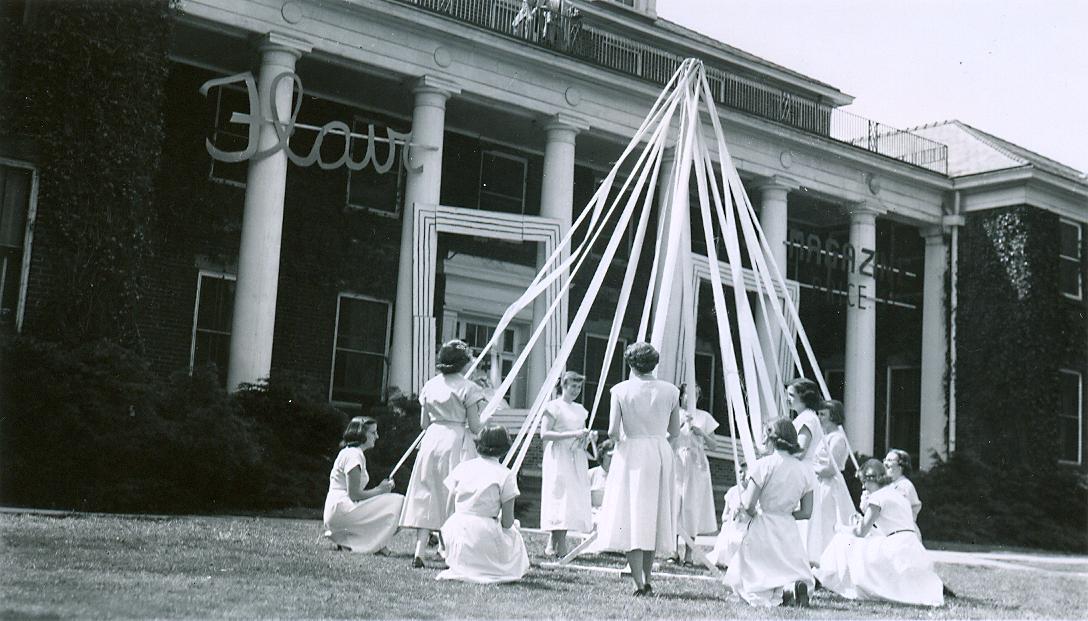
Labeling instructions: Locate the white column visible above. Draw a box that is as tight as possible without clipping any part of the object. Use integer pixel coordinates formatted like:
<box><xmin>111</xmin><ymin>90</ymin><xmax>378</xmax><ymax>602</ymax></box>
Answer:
<box><xmin>843</xmin><ymin>202</ymin><xmax>881</xmax><ymax>455</ymax></box>
<box><xmin>530</xmin><ymin>113</ymin><xmax>588</xmax><ymax>397</ymax></box>
<box><xmin>654</xmin><ymin>148</ymin><xmax>687</xmax><ymax>384</ymax></box>
<box><xmin>226</xmin><ymin>33</ymin><xmax>311</xmax><ymax>392</ymax></box>
<box><xmin>388</xmin><ymin>76</ymin><xmax>461</xmax><ymax>395</ymax></box>
<box><xmin>918</xmin><ymin>225</ymin><xmax>948</xmax><ymax>469</ymax></box>
<box><xmin>754</xmin><ymin>176</ymin><xmax>796</xmax><ymax>391</ymax></box>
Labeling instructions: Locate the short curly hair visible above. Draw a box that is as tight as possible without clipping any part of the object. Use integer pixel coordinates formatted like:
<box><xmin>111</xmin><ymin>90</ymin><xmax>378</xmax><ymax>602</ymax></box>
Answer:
<box><xmin>476</xmin><ymin>424</ymin><xmax>512</xmax><ymax>458</ymax></box>
<box><xmin>818</xmin><ymin>399</ymin><xmax>845</xmax><ymax>426</ymax></box>
<box><xmin>787</xmin><ymin>377</ymin><xmax>822</xmax><ymax>410</ymax></box>
<box><xmin>886</xmin><ymin>448</ymin><xmax>913</xmax><ymax>475</ymax></box>
<box><xmin>623</xmin><ymin>341</ymin><xmax>659</xmax><ymax>374</ymax></box>
<box><xmin>763</xmin><ymin>417</ymin><xmax>800</xmax><ymax>454</ymax></box>
<box><xmin>436</xmin><ymin>339</ymin><xmax>472</xmax><ymax>374</ymax></box>
<box><xmin>858</xmin><ymin>458</ymin><xmax>891</xmax><ymax>486</ymax></box>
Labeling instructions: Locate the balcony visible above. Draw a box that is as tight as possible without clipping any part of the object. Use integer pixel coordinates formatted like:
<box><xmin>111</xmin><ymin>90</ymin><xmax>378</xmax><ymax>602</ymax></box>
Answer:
<box><xmin>393</xmin><ymin>0</ymin><xmax>949</xmax><ymax>175</ymax></box>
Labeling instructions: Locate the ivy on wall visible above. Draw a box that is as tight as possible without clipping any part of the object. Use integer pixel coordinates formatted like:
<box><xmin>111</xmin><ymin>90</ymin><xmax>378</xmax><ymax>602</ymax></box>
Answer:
<box><xmin>1</xmin><ymin>0</ymin><xmax>174</xmax><ymax>348</ymax></box>
<box><xmin>955</xmin><ymin>205</ymin><xmax>1063</xmax><ymax>467</ymax></box>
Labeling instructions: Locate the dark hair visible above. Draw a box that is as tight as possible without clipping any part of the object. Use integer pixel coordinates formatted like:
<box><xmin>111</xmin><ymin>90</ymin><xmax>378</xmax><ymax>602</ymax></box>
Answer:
<box><xmin>764</xmin><ymin>417</ymin><xmax>801</xmax><ymax>454</ymax></box>
<box><xmin>341</xmin><ymin>416</ymin><xmax>376</xmax><ymax>449</ymax></box>
<box><xmin>679</xmin><ymin>383</ymin><xmax>702</xmax><ymax>401</ymax></box>
<box><xmin>624</xmin><ymin>342</ymin><xmax>659</xmax><ymax>374</ymax></box>
<box><xmin>818</xmin><ymin>399</ymin><xmax>845</xmax><ymax>426</ymax></box>
<box><xmin>858</xmin><ymin>458</ymin><xmax>891</xmax><ymax>486</ymax></box>
<box><xmin>787</xmin><ymin>377</ymin><xmax>822</xmax><ymax>410</ymax></box>
<box><xmin>886</xmin><ymin>448</ymin><xmax>913</xmax><ymax>475</ymax></box>
<box><xmin>436</xmin><ymin>339</ymin><xmax>472</xmax><ymax>374</ymax></box>
<box><xmin>476</xmin><ymin>424</ymin><xmax>513</xmax><ymax>458</ymax></box>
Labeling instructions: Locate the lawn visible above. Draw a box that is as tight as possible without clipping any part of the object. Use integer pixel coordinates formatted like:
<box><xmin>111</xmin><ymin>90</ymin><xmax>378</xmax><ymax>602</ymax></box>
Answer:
<box><xmin>2</xmin><ymin>512</ymin><xmax>1085</xmax><ymax>619</ymax></box>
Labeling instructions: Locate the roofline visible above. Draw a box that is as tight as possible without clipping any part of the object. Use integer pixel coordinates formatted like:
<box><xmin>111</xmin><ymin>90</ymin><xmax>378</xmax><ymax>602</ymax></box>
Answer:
<box><xmin>952</xmin><ymin>164</ymin><xmax>1088</xmax><ymax>199</ymax></box>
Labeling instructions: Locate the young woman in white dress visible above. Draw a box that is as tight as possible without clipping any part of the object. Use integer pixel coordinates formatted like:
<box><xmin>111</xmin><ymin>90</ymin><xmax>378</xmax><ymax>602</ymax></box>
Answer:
<box><xmin>884</xmin><ymin>449</ymin><xmax>922</xmax><ymax>520</ymax></box>
<box><xmin>437</xmin><ymin>424</ymin><xmax>530</xmax><ymax>584</ymax></box>
<box><xmin>595</xmin><ymin>342</ymin><xmax>681</xmax><ymax>596</ymax></box>
<box><xmin>539</xmin><ymin>371</ymin><xmax>593</xmax><ymax>557</ymax></box>
<box><xmin>786</xmin><ymin>377</ymin><xmax>824</xmax><ymax>550</ymax></box>
<box><xmin>806</xmin><ymin>399</ymin><xmax>858</xmax><ymax>564</ymax></box>
<box><xmin>724</xmin><ymin>418</ymin><xmax>815</xmax><ymax>608</ymax></box>
<box><xmin>323</xmin><ymin>416</ymin><xmax>405</xmax><ymax>553</ymax></box>
<box><xmin>815</xmin><ymin>459</ymin><xmax>944</xmax><ymax>607</ymax></box>
<box><xmin>400</xmin><ymin>340</ymin><xmax>485</xmax><ymax>568</ymax></box>
<box><xmin>672</xmin><ymin>383</ymin><xmax>719</xmax><ymax>565</ymax></box>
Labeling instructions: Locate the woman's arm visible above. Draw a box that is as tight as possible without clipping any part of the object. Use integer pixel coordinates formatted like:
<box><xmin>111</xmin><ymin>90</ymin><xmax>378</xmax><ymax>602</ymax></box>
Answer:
<box><xmin>346</xmin><ymin>466</ymin><xmax>393</xmax><ymax>502</ymax></box>
<box><xmin>499</xmin><ymin>497</ymin><xmax>516</xmax><ymax>529</ymax></box>
<box><xmin>607</xmin><ymin>392</ymin><xmax>623</xmax><ymax>442</ymax></box>
<box><xmin>693</xmin><ymin>426</ymin><xmax>718</xmax><ymax>451</ymax></box>
<box><xmin>740</xmin><ymin>478</ymin><xmax>763</xmax><ymax>517</ymax></box>
<box><xmin>465</xmin><ymin>395</ymin><xmax>484</xmax><ymax>435</ymax></box>
<box><xmin>853</xmin><ymin>503</ymin><xmax>881</xmax><ymax>537</ymax></box>
<box><xmin>666</xmin><ymin>401</ymin><xmax>681</xmax><ymax>440</ymax></box>
<box><xmin>419</xmin><ymin>404</ymin><xmax>430</xmax><ymax>430</ymax></box>
<box><xmin>793</xmin><ymin>490</ymin><xmax>813</xmax><ymax>520</ymax></box>
<box><xmin>796</xmin><ymin>425</ymin><xmax>812</xmax><ymax>459</ymax></box>
<box><xmin>539</xmin><ymin>410</ymin><xmax>586</xmax><ymax>442</ymax></box>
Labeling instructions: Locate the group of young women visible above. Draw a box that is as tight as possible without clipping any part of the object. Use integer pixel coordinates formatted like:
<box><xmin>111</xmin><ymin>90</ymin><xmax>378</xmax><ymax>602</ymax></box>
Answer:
<box><xmin>320</xmin><ymin>339</ymin><xmax>945</xmax><ymax>608</ymax></box>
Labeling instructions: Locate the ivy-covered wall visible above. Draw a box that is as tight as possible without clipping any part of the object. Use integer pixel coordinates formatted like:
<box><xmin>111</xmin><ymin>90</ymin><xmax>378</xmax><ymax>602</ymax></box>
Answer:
<box><xmin>955</xmin><ymin>205</ymin><xmax>1069</xmax><ymax>467</ymax></box>
<box><xmin>0</xmin><ymin>0</ymin><xmax>174</xmax><ymax>348</ymax></box>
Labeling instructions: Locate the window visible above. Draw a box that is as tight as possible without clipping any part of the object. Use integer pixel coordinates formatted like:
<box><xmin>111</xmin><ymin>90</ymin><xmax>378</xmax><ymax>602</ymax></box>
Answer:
<box><xmin>457</xmin><ymin>318</ymin><xmax>527</xmax><ymax>408</ymax></box>
<box><xmin>581</xmin><ymin>334</ymin><xmax>627</xmax><ymax>429</ymax></box>
<box><xmin>479</xmin><ymin>150</ymin><xmax>527</xmax><ymax>215</ymax></box>
<box><xmin>191</xmin><ymin>272</ymin><xmax>236</xmax><ymax>385</ymax></box>
<box><xmin>0</xmin><ymin>161</ymin><xmax>36</xmax><ymax>332</ymax></box>
<box><xmin>1060</xmin><ymin>219</ymin><xmax>1083</xmax><ymax>300</ymax></box>
<box><xmin>583</xmin><ymin>174</ymin><xmax>636</xmax><ymax>262</ymax></box>
<box><xmin>207</xmin><ymin>84</ymin><xmax>250</xmax><ymax>187</ymax></box>
<box><xmin>693</xmin><ymin>351</ymin><xmax>719</xmax><ymax>421</ymax></box>
<box><xmin>330</xmin><ymin>295</ymin><xmax>392</xmax><ymax>405</ymax></box>
<box><xmin>885</xmin><ymin>366</ymin><xmax>921</xmax><ymax>460</ymax></box>
<box><xmin>1059</xmin><ymin>370</ymin><xmax>1083</xmax><ymax>464</ymax></box>
<box><xmin>346</xmin><ymin>117</ymin><xmax>404</xmax><ymax>216</ymax></box>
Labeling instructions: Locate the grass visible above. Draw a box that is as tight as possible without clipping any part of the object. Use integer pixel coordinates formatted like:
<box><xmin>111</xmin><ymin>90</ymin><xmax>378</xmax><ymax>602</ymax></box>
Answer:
<box><xmin>2</xmin><ymin>512</ymin><xmax>1086</xmax><ymax>619</ymax></box>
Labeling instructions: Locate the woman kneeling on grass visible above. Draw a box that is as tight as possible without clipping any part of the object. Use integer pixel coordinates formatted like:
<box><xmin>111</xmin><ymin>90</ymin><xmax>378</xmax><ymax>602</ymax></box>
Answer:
<box><xmin>436</xmin><ymin>424</ymin><xmax>529</xmax><ymax>584</ymax></box>
<box><xmin>814</xmin><ymin>458</ymin><xmax>944</xmax><ymax>607</ymax></box>
<box><xmin>322</xmin><ymin>416</ymin><xmax>405</xmax><ymax>553</ymax></box>
<box><xmin>724</xmin><ymin>418</ymin><xmax>815</xmax><ymax>608</ymax></box>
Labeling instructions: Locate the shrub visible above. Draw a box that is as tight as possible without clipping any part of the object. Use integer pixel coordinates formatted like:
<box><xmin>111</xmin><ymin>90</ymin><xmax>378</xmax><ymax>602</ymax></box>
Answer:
<box><xmin>915</xmin><ymin>453</ymin><xmax>1088</xmax><ymax>553</ymax></box>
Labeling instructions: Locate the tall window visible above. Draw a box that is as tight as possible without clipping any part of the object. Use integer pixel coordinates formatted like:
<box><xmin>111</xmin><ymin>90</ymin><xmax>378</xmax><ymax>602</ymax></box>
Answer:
<box><xmin>0</xmin><ymin>161</ymin><xmax>35</xmax><ymax>332</ymax></box>
<box><xmin>346</xmin><ymin>116</ymin><xmax>404</xmax><ymax>217</ymax></box>
<box><xmin>330</xmin><ymin>295</ymin><xmax>391</xmax><ymax>406</ymax></box>
<box><xmin>1060</xmin><ymin>219</ymin><xmax>1083</xmax><ymax>300</ymax></box>
<box><xmin>1059</xmin><ymin>370</ymin><xmax>1083</xmax><ymax>464</ymax></box>
<box><xmin>581</xmin><ymin>334</ymin><xmax>627</xmax><ymax>429</ymax></box>
<box><xmin>885</xmin><ymin>366</ymin><xmax>921</xmax><ymax>460</ymax></box>
<box><xmin>191</xmin><ymin>272</ymin><xmax>236</xmax><ymax>385</ymax></box>
<box><xmin>693</xmin><ymin>351</ymin><xmax>719</xmax><ymax>420</ymax></box>
<box><xmin>207</xmin><ymin>84</ymin><xmax>249</xmax><ymax>187</ymax></box>
<box><xmin>478</xmin><ymin>150</ymin><xmax>527</xmax><ymax>215</ymax></box>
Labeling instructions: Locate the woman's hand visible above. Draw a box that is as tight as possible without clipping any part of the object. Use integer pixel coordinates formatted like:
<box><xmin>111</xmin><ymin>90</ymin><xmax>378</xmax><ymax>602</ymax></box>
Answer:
<box><xmin>377</xmin><ymin>479</ymin><xmax>394</xmax><ymax>494</ymax></box>
<box><xmin>852</xmin><ymin>523</ymin><xmax>865</xmax><ymax>537</ymax></box>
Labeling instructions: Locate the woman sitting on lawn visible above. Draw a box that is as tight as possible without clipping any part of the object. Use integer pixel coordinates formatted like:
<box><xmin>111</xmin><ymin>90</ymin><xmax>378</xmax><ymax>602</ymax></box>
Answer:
<box><xmin>437</xmin><ymin>424</ymin><xmax>530</xmax><ymax>584</ymax></box>
<box><xmin>814</xmin><ymin>459</ymin><xmax>944</xmax><ymax>607</ymax></box>
<box><xmin>322</xmin><ymin>416</ymin><xmax>404</xmax><ymax>553</ymax></box>
<box><xmin>724</xmin><ymin>418</ymin><xmax>815</xmax><ymax>608</ymax></box>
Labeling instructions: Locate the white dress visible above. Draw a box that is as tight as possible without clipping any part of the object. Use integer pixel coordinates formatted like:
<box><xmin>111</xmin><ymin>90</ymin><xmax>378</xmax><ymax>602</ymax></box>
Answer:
<box><xmin>806</xmin><ymin>428</ymin><xmax>857</xmax><ymax>563</ymax></box>
<box><xmin>539</xmin><ymin>398</ymin><xmax>592</xmax><ymax>533</ymax></box>
<box><xmin>400</xmin><ymin>374</ymin><xmax>485</xmax><ymax>531</ymax></box>
<box><xmin>792</xmin><ymin>409</ymin><xmax>824</xmax><ymax>550</ymax></box>
<box><xmin>594</xmin><ymin>377</ymin><xmax>678</xmax><ymax>553</ymax></box>
<box><xmin>707</xmin><ymin>484</ymin><xmax>748</xmax><ymax>567</ymax></box>
<box><xmin>724</xmin><ymin>452</ymin><xmax>815</xmax><ymax>607</ymax></box>
<box><xmin>815</xmin><ymin>486</ymin><xmax>943</xmax><ymax>607</ymax></box>
<box><xmin>323</xmin><ymin>447</ymin><xmax>404</xmax><ymax>552</ymax></box>
<box><xmin>675</xmin><ymin>408</ymin><xmax>720</xmax><ymax>537</ymax></box>
<box><xmin>588</xmin><ymin>465</ymin><xmax>608</xmax><ymax>524</ymax></box>
<box><xmin>437</xmin><ymin>457</ymin><xmax>530</xmax><ymax>584</ymax></box>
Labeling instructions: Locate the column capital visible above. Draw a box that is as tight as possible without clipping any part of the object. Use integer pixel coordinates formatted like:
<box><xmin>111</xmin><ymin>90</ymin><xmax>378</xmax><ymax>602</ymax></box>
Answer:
<box><xmin>543</xmin><ymin>112</ymin><xmax>590</xmax><ymax>136</ymax></box>
<box><xmin>920</xmin><ymin>224</ymin><xmax>948</xmax><ymax>243</ymax></box>
<box><xmin>413</xmin><ymin>74</ymin><xmax>462</xmax><ymax>99</ymax></box>
<box><xmin>253</xmin><ymin>31</ymin><xmax>312</xmax><ymax>58</ymax></box>
<box><xmin>754</xmin><ymin>175</ymin><xmax>799</xmax><ymax>193</ymax></box>
<box><xmin>847</xmin><ymin>200</ymin><xmax>885</xmax><ymax>221</ymax></box>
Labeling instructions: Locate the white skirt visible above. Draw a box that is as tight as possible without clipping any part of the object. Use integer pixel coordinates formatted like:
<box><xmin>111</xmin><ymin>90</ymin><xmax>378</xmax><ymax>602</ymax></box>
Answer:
<box><xmin>806</xmin><ymin>474</ymin><xmax>857</xmax><ymax>563</ymax></box>
<box><xmin>815</xmin><ymin>530</ymin><xmax>944</xmax><ymax>607</ymax></box>
<box><xmin>676</xmin><ymin>447</ymin><xmax>718</xmax><ymax>537</ymax></box>
<box><xmin>707</xmin><ymin>512</ymin><xmax>750</xmax><ymax>567</ymax></box>
<box><xmin>725</xmin><ymin>512</ymin><xmax>814</xmax><ymax>607</ymax></box>
<box><xmin>437</xmin><ymin>513</ymin><xmax>529</xmax><ymax>584</ymax></box>
<box><xmin>400</xmin><ymin>424</ymin><xmax>476</xmax><ymax>531</ymax></box>
<box><xmin>324</xmin><ymin>493</ymin><xmax>404</xmax><ymax>553</ymax></box>
<box><xmin>594</xmin><ymin>436</ymin><xmax>676</xmax><ymax>553</ymax></box>
<box><xmin>540</xmin><ymin>439</ymin><xmax>592</xmax><ymax>532</ymax></box>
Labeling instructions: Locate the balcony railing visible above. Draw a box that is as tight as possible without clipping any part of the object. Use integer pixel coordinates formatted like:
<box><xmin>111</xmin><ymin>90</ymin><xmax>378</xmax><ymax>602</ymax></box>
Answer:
<box><xmin>398</xmin><ymin>0</ymin><xmax>948</xmax><ymax>174</ymax></box>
